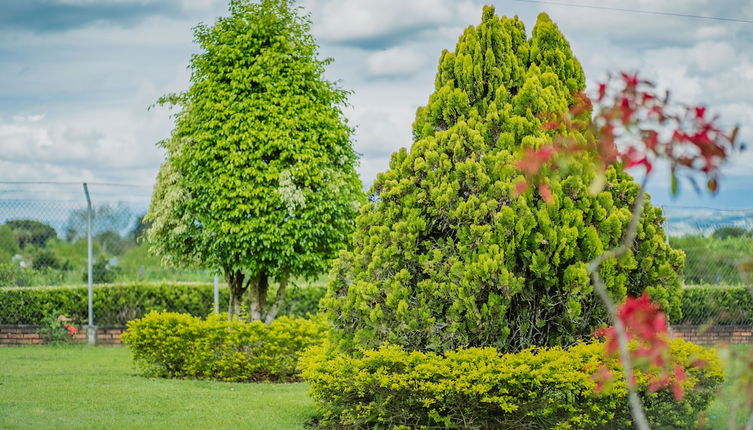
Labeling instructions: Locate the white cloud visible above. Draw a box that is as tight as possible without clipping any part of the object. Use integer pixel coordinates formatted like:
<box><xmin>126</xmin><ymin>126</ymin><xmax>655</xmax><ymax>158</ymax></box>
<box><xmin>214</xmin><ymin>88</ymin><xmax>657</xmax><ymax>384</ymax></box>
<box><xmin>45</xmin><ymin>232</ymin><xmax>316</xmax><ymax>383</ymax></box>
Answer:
<box><xmin>536</xmin><ymin>0</ymin><xmax>748</xmax><ymax>47</ymax></box>
<box><xmin>303</xmin><ymin>0</ymin><xmax>478</xmax><ymax>47</ymax></box>
<box><xmin>0</xmin><ymin>111</ymin><xmax>163</xmax><ymax>181</ymax></box>
<box><xmin>1</xmin><ymin>0</ymin><xmax>752</xmax><ymax>209</ymax></box>
<box><xmin>11</xmin><ymin>114</ymin><xmax>45</xmax><ymax>123</ymax></box>
<box><xmin>367</xmin><ymin>46</ymin><xmax>426</xmax><ymax>77</ymax></box>
<box><xmin>0</xmin><ymin>59</ymin><xmax>187</xmax><ymax>190</ymax></box>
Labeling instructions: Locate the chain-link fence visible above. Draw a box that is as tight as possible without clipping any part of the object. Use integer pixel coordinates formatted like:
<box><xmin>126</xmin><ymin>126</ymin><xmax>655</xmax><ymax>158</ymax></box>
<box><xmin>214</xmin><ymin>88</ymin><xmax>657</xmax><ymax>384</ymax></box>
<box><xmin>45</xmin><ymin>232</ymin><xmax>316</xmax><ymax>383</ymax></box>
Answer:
<box><xmin>0</xmin><ymin>182</ymin><xmax>212</xmax><ymax>288</ymax></box>
<box><xmin>662</xmin><ymin>206</ymin><xmax>753</xmax><ymax>287</ymax></box>
<box><xmin>1</xmin><ymin>183</ymin><xmax>752</xmax><ymax>331</ymax></box>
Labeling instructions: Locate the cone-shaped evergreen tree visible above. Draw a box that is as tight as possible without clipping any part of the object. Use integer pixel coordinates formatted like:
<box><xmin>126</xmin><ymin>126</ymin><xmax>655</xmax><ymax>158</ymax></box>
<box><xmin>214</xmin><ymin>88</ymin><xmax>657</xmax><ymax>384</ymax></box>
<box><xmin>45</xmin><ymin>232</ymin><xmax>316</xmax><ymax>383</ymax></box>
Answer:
<box><xmin>324</xmin><ymin>7</ymin><xmax>683</xmax><ymax>353</ymax></box>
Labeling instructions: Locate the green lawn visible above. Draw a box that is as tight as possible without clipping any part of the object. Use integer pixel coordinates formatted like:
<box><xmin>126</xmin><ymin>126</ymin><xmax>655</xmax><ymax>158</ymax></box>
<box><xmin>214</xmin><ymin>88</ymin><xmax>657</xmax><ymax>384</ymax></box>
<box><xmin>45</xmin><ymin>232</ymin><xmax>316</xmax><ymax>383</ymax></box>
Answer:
<box><xmin>2</xmin><ymin>344</ymin><xmax>751</xmax><ymax>429</ymax></box>
<box><xmin>0</xmin><ymin>346</ymin><xmax>315</xmax><ymax>430</ymax></box>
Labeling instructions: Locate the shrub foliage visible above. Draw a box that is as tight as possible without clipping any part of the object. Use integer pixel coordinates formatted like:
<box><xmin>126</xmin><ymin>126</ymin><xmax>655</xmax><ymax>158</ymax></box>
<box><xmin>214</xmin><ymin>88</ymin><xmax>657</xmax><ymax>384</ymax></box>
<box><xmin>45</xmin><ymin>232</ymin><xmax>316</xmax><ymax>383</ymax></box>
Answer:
<box><xmin>300</xmin><ymin>339</ymin><xmax>722</xmax><ymax>429</ymax></box>
<box><xmin>324</xmin><ymin>7</ymin><xmax>683</xmax><ymax>354</ymax></box>
<box><xmin>678</xmin><ymin>285</ymin><xmax>753</xmax><ymax>325</ymax></box>
<box><xmin>0</xmin><ymin>282</ymin><xmax>326</xmax><ymax>325</ymax></box>
<box><xmin>122</xmin><ymin>312</ymin><xmax>326</xmax><ymax>382</ymax></box>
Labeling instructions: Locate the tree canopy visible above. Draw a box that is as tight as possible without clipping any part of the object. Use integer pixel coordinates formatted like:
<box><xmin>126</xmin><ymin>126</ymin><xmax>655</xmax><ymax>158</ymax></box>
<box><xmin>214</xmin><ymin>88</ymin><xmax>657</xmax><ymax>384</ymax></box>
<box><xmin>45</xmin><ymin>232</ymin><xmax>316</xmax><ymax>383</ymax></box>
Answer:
<box><xmin>325</xmin><ymin>7</ymin><xmax>683</xmax><ymax>353</ymax></box>
<box><xmin>146</xmin><ymin>0</ymin><xmax>363</xmax><ymax>320</ymax></box>
<box><xmin>4</xmin><ymin>220</ymin><xmax>57</xmax><ymax>249</ymax></box>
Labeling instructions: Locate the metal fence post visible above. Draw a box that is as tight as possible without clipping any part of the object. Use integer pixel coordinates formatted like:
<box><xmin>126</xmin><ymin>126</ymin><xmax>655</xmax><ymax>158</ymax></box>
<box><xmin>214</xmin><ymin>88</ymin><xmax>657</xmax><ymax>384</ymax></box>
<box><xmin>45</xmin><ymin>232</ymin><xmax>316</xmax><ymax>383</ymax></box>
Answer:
<box><xmin>214</xmin><ymin>274</ymin><xmax>220</xmax><ymax>314</ymax></box>
<box><xmin>83</xmin><ymin>183</ymin><xmax>95</xmax><ymax>345</ymax></box>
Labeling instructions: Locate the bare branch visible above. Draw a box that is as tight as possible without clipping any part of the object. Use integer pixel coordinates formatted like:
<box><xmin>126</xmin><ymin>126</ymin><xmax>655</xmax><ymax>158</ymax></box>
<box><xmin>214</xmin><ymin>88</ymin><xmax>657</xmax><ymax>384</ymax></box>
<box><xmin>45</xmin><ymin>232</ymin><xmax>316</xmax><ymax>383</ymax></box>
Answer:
<box><xmin>588</xmin><ymin>186</ymin><xmax>650</xmax><ymax>430</ymax></box>
<box><xmin>591</xmin><ymin>270</ymin><xmax>650</xmax><ymax>430</ymax></box>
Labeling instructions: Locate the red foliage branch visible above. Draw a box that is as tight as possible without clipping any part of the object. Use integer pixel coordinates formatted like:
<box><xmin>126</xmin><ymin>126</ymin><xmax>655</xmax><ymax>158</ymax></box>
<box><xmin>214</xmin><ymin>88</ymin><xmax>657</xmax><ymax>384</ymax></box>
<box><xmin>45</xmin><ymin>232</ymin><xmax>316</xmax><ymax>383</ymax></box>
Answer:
<box><xmin>514</xmin><ymin>72</ymin><xmax>743</xmax><ymax>408</ymax></box>
<box><xmin>516</xmin><ymin>72</ymin><xmax>741</xmax><ymax>200</ymax></box>
<box><xmin>593</xmin><ymin>294</ymin><xmax>686</xmax><ymax>400</ymax></box>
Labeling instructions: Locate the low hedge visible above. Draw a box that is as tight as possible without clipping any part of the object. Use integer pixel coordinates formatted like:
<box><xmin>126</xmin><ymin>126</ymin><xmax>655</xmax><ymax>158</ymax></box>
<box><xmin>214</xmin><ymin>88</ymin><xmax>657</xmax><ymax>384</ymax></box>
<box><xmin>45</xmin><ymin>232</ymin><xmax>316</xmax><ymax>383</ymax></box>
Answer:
<box><xmin>678</xmin><ymin>285</ymin><xmax>753</xmax><ymax>325</ymax></box>
<box><xmin>122</xmin><ymin>312</ymin><xmax>327</xmax><ymax>382</ymax></box>
<box><xmin>299</xmin><ymin>339</ymin><xmax>723</xmax><ymax>429</ymax></box>
<box><xmin>0</xmin><ymin>282</ymin><xmax>327</xmax><ymax>325</ymax></box>
<box><xmin>6</xmin><ymin>282</ymin><xmax>750</xmax><ymax>327</ymax></box>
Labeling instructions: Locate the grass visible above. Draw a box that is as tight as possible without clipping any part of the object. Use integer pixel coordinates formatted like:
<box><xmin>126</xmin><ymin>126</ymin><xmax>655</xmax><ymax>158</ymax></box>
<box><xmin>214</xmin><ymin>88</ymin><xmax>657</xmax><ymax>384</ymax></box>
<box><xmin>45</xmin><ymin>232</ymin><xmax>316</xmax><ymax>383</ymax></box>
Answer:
<box><xmin>0</xmin><ymin>345</ymin><xmax>315</xmax><ymax>430</ymax></box>
<box><xmin>3</xmin><ymin>343</ymin><xmax>753</xmax><ymax>429</ymax></box>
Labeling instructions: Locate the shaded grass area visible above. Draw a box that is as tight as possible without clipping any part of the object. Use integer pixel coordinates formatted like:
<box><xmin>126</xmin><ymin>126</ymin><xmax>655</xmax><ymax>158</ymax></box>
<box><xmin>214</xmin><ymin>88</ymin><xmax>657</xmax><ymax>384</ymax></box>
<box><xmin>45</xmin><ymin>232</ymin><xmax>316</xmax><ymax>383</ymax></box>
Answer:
<box><xmin>0</xmin><ymin>346</ymin><xmax>315</xmax><ymax>430</ymax></box>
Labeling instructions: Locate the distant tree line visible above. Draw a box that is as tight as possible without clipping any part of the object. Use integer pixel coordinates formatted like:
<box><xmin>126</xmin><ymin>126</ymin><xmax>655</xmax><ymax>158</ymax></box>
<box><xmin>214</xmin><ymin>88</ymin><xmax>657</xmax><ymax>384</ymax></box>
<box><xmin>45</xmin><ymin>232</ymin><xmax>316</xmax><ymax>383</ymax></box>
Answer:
<box><xmin>670</xmin><ymin>225</ymin><xmax>753</xmax><ymax>286</ymax></box>
<box><xmin>0</xmin><ymin>205</ymin><xmax>206</xmax><ymax>287</ymax></box>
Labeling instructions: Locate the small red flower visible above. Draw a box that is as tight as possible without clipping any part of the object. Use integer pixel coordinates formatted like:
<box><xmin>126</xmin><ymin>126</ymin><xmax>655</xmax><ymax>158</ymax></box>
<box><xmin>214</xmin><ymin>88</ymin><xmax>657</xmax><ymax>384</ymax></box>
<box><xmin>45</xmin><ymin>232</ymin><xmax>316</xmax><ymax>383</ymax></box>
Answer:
<box><xmin>65</xmin><ymin>324</ymin><xmax>78</xmax><ymax>336</ymax></box>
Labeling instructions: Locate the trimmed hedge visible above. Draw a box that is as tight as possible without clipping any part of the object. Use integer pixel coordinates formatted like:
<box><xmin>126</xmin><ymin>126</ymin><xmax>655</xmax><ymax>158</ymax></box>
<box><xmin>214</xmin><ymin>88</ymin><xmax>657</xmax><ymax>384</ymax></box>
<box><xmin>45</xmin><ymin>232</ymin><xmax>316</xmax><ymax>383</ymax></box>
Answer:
<box><xmin>678</xmin><ymin>285</ymin><xmax>753</xmax><ymax>325</ymax></box>
<box><xmin>0</xmin><ymin>282</ymin><xmax>326</xmax><ymax>325</ymax></box>
<box><xmin>122</xmin><ymin>312</ymin><xmax>327</xmax><ymax>382</ymax></box>
<box><xmin>4</xmin><ymin>282</ymin><xmax>749</xmax><ymax>327</ymax></box>
<box><xmin>300</xmin><ymin>339</ymin><xmax>723</xmax><ymax>429</ymax></box>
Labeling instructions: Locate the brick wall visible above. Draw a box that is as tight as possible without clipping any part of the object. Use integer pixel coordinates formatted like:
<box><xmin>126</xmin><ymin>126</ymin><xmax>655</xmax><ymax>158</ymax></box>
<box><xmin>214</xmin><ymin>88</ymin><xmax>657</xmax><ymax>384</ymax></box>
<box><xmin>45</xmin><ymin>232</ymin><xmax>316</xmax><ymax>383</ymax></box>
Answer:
<box><xmin>2</xmin><ymin>324</ymin><xmax>752</xmax><ymax>347</ymax></box>
<box><xmin>671</xmin><ymin>325</ymin><xmax>753</xmax><ymax>345</ymax></box>
<box><xmin>0</xmin><ymin>325</ymin><xmax>126</xmax><ymax>346</ymax></box>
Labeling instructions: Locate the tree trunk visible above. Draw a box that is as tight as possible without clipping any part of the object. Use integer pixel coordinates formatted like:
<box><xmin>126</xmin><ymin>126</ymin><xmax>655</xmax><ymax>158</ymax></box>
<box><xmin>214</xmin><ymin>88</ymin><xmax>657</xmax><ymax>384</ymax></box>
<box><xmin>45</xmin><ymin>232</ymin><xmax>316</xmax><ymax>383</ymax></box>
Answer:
<box><xmin>264</xmin><ymin>276</ymin><xmax>288</xmax><ymax>324</ymax></box>
<box><xmin>225</xmin><ymin>269</ymin><xmax>245</xmax><ymax>321</ymax></box>
<box><xmin>248</xmin><ymin>271</ymin><xmax>268</xmax><ymax>322</ymax></box>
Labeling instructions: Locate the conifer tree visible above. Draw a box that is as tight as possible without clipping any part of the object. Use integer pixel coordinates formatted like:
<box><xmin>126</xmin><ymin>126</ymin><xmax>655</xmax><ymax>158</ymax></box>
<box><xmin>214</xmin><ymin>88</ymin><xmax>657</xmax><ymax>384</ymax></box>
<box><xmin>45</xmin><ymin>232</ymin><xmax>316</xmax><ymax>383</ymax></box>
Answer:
<box><xmin>145</xmin><ymin>0</ymin><xmax>363</xmax><ymax>321</ymax></box>
<box><xmin>325</xmin><ymin>7</ymin><xmax>683</xmax><ymax>353</ymax></box>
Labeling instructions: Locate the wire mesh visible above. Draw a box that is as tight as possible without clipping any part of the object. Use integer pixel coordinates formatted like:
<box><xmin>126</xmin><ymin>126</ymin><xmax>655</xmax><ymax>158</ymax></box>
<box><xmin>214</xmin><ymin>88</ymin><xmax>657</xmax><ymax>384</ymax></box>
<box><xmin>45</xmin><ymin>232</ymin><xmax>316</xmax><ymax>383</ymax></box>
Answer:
<box><xmin>1</xmin><ymin>183</ymin><xmax>752</xmax><ymax>328</ymax></box>
<box><xmin>663</xmin><ymin>206</ymin><xmax>753</xmax><ymax>288</ymax></box>
<box><xmin>0</xmin><ymin>182</ymin><xmax>211</xmax><ymax>288</ymax></box>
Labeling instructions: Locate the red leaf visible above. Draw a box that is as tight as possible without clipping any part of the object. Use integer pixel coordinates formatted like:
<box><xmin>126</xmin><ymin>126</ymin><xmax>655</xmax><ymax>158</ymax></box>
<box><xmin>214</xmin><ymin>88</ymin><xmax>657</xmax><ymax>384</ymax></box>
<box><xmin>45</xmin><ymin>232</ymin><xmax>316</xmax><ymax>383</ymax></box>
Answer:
<box><xmin>597</xmin><ymin>83</ymin><xmax>607</xmax><ymax>102</ymax></box>
<box><xmin>620</xmin><ymin>72</ymin><xmax>639</xmax><ymax>88</ymax></box>
<box><xmin>592</xmin><ymin>366</ymin><xmax>614</xmax><ymax>394</ymax></box>
<box><xmin>538</xmin><ymin>183</ymin><xmax>554</xmax><ymax>204</ymax></box>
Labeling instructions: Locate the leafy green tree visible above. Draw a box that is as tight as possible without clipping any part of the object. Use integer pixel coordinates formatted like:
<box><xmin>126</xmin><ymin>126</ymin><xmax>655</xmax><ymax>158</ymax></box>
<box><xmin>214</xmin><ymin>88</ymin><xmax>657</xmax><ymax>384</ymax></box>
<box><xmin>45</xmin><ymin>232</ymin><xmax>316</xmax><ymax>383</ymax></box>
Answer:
<box><xmin>670</xmin><ymin>233</ymin><xmax>752</xmax><ymax>285</ymax></box>
<box><xmin>146</xmin><ymin>0</ymin><xmax>362</xmax><ymax>321</ymax></box>
<box><xmin>4</xmin><ymin>220</ymin><xmax>57</xmax><ymax>249</ymax></box>
<box><xmin>94</xmin><ymin>231</ymin><xmax>133</xmax><ymax>256</ymax></box>
<box><xmin>81</xmin><ymin>255</ymin><xmax>119</xmax><ymax>284</ymax></box>
<box><xmin>129</xmin><ymin>214</ymin><xmax>150</xmax><ymax>242</ymax></box>
<box><xmin>325</xmin><ymin>8</ymin><xmax>683</xmax><ymax>353</ymax></box>
<box><xmin>712</xmin><ymin>226</ymin><xmax>748</xmax><ymax>240</ymax></box>
<box><xmin>63</xmin><ymin>203</ymin><xmax>133</xmax><ymax>242</ymax></box>
<box><xmin>31</xmin><ymin>248</ymin><xmax>71</xmax><ymax>271</ymax></box>
<box><xmin>0</xmin><ymin>225</ymin><xmax>19</xmax><ymax>257</ymax></box>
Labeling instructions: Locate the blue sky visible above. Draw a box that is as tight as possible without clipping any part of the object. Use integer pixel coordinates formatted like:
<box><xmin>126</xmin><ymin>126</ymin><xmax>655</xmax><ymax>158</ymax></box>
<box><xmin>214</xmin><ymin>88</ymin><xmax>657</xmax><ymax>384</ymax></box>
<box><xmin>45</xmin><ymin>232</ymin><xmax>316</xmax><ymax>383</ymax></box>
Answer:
<box><xmin>0</xmin><ymin>0</ymin><xmax>752</xmax><ymax>210</ymax></box>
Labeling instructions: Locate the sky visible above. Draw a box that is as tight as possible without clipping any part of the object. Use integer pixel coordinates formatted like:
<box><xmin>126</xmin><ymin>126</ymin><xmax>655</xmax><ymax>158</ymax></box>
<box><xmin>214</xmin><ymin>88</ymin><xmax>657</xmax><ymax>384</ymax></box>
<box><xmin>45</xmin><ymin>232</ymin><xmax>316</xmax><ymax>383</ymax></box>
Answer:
<box><xmin>0</xmin><ymin>0</ymin><xmax>752</xmax><ymax>212</ymax></box>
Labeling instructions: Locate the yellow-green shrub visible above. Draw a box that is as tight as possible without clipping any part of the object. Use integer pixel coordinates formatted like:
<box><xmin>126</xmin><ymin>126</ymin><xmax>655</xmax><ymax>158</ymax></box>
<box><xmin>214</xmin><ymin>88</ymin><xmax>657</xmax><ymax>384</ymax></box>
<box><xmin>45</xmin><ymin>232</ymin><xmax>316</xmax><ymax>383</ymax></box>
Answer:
<box><xmin>122</xmin><ymin>311</ymin><xmax>327</xmax><ymax>382</ymax></box>
<box><xmin>299</xmin><ymin>339</ymin><xmax>722</xmax><ymax>429</ymax></box>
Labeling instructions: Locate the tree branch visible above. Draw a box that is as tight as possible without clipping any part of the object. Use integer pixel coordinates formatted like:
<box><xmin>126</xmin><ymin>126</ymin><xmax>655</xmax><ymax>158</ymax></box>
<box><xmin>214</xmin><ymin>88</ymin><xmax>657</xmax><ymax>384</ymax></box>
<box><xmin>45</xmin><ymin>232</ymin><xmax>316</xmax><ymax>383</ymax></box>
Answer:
<box><xmin>588</xmin><ymin>185</ymin><xmax>650</xmax><ymax>430</ymax></box>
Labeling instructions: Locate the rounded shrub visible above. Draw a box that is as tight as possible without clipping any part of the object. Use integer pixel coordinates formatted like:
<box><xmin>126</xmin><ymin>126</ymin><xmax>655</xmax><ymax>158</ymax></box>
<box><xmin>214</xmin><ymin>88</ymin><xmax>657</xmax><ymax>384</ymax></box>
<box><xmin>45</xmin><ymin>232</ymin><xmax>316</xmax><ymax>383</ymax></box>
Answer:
<box><xmin>299</xmin><ymin>339</ymin><xmax>722</xmax><ymax>429</ymax></box>
<box><xmin>324</xmin><ymin>7</ymin><xmax>683</xmax><ymax>353</ymax></box>
<box><xmin>122</xmin><ymin>311</ymin><xmax>327</xmax><ymax>382</ymax></box>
